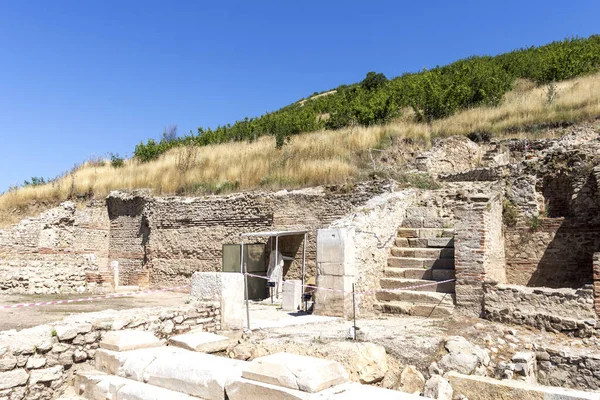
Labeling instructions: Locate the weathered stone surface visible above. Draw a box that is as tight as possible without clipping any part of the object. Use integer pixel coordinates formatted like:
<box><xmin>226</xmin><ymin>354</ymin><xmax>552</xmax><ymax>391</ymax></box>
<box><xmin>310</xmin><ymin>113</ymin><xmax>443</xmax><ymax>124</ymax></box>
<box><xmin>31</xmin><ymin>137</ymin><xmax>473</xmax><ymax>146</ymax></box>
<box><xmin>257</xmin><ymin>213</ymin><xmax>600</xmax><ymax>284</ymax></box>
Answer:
<box><xmin>424</xmin><ymin>375</ymin><xmax>453</xmax><ymax>400</ymax></box>
<box><xmin>99</xmin><ymin>330</ymin><xmax>161</xmax><ymax>352</ymax></box>
<box><xmin>318</xmin><ymin>342</ymin><xmax>388</xmax><ymax>384</ymax></box>
<box><xmin>55</xmin><ymin>325</ymin><xmax>78</xmax><ymax>341</ymax></box>
<box><xmin>399</xmin><ymin>366</ymin><xmax>425</xmax><ymax>394</ymax></box>
<box><xmin>190</xmin><ymin>272</ymin><xmax>244</xmax><ymax>330</ymax></box>
<box><xmin>282</xmin><ymin>280</ymin><xmax>302</xmax><ymax>312</ymax></box>
<box><xmin>448</xmin><ymin>371</ymin><xmax>600</xmax><ymax>400</ymax></box>
<box><xmin>438</xmin><ymin>353</ymin><xmax>478</xmax><ymax>375</ymax></box>
<box><xmin>242</xmin><ymin>352</ymin><xmax>349</xmax><ymax>393</ymax></box>
<box><xmin>168</xmin><ymin>332</ymin><xmax>230</xmax><ymax>353</ymax></box>
<box><xmin>226</xmin><ymin>377</ymin><xmax>311</xmax><ymax>400</ymax></box>
<box><xmin>75</xmin><ymin>371</ymin><xmax>197</xmax><ymax>400</ymax></box>
<box><xmin>0</xmin><ymin>368</ymin><xmax>29</xmax><ymax>390</ymax></box>
<box><xmin>127</xmin><ymin>347</ymin><xmax>248</xmax><ymax>399</ymax></box>
<box><xmin>329</xmin><ymin>383</ymin><xmax>429</xmax><ymax>399</ymax></box>
<box><xmin>29</xmin><ymin>366</ymin><xmax>63</xmax><ymax>384</ymax></box>
<box><xmin>26</xmin><ymin>356</ymin><xmax>46</xmax><ymax>369</ymax></box>
<box><xmin>0</xmin><ymin>357</ymin><xmax>18</xmax><ymax>371</ymax></box>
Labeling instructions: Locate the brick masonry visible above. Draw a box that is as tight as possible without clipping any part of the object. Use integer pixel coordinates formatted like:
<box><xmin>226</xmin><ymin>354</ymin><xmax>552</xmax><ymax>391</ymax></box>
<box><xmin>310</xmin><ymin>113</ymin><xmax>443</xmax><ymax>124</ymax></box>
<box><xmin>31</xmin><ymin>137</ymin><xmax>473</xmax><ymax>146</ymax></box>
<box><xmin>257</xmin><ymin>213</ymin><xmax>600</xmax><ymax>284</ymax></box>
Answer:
<box><xmin>454</xmin><ymin>192</ymin><xmax>506</xmax><ymax>317</ymax></box>
<box><xmin>594</xmin><ymin>253</ymin><xmax>600</xmax><ymax>317</ymax></box>
<box><xmin>505</xmin><ymin>220</ymin><xmax>600</xmax><ymax>288</ymax></box>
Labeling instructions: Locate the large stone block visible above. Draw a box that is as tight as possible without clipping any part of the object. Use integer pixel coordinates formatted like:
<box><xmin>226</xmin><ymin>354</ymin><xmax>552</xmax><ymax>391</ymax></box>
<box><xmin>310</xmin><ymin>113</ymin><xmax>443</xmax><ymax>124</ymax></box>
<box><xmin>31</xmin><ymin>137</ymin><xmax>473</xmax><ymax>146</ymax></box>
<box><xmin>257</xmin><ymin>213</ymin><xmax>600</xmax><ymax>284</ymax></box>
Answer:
<box><xmin>328</xmin><ymin>383</ymin><xmax>428</xmax><ymax>399</ymax></box>
<box><xmin>99</xmin><ymin>330</ymin><xmax>161</xmax><ymax>352</ymax></box>
<box><xmin>313</xmin><ymin>275</ymin><xmax>355</xmax><ymax>318</ymax></box>
<box><xmin>242</xmin><ymin>352</ymin><xmax>349</xmax><ymax>393</ymax></box>
<box><xmin>96</xmin><ymin>346</ymin><xmax>247</xmax><ymax>400</ymax></box>
<box><xmin>282</xmin><ymin>280</ymin><xmax>302</xmax><ymax>312</ymax></box>
<box><xmin>447</xmin><ymin>371</ymin><xmax>600</xmax><ymax>400</ymax></box>
<box><xmin>168</xmin><ymin>332</ymin><xmax>230</xmax><ymax>353</ymax></box>
<box><xmin>226</xmin><ymin>377</ymin><xmax>312</xmax><ymax>400</ymax></box>
<box><xmin>316</xmin><ymin>229</ymin><xmax>355</xmax><ymax>274</ymax></box>
<box><xmin>190</xmin><ymin>272</ymin><xmax>244</xmax><ymax>330</ymax></box>
<box><xmin>0</xmin><ymin>368</ymin><xmax>29</xmax><ymax>390</ymax></box>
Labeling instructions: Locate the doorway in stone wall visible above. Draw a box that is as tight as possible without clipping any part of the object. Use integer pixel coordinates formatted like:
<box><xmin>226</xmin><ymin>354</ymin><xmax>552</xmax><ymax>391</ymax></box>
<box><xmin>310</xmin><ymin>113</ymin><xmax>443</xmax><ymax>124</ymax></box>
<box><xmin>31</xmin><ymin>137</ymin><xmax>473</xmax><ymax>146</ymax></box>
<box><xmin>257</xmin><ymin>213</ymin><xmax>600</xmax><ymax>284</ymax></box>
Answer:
<box><xmin>222</xmin><ymin>243</ymin><xmax>269</xmax><ymax>300</ymax></box>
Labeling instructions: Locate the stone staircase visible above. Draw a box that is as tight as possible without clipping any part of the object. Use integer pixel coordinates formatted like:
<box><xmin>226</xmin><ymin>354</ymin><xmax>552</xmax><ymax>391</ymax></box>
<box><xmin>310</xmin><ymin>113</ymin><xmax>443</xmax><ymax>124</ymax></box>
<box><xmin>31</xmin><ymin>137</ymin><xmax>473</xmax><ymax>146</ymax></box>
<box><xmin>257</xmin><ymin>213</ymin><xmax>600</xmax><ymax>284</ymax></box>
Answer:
<box><xmin>375</xmin><ymin>207</ymin><xmax>456</xmax><ymax>317</ymax></box>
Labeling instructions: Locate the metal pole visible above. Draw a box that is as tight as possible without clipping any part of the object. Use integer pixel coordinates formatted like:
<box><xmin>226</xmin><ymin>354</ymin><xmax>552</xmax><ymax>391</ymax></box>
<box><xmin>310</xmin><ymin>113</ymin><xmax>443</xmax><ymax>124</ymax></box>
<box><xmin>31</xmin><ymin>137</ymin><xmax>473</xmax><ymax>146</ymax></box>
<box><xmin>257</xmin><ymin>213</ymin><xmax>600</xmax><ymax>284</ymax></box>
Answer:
<box><xmin>242</xmin><ymin>240</ymin><xmax>250</xmax><ymax>331</ymax></box>
<box><xmin>275</xmin><ymin>235</ymin><xmax>279</xmax><ymax>300</ymax></box>
<box><xmin>352</xmin><ymin>283</ymin><xmax>357</xmax><ymax>341</ymax></box>
<box><xmin>302</xmin><ymin>233</ymin><xmax>306</xmax><ymax>312</ymax></box>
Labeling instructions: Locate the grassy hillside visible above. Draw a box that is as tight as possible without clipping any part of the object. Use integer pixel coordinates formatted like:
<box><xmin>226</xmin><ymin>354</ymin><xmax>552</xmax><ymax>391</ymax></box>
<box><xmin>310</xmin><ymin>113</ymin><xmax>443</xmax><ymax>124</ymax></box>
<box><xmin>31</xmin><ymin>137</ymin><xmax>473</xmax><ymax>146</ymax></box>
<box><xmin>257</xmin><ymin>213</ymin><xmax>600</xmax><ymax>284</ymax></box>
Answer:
<box><xmin>2</xmin><ymin>70</ymin><xmax>600</xmax><ymax>220</ymax></box>
<box><xmin>132</xmin><ymin>36</ymin><xmax>600</xmax><ymax>160</ymax></box>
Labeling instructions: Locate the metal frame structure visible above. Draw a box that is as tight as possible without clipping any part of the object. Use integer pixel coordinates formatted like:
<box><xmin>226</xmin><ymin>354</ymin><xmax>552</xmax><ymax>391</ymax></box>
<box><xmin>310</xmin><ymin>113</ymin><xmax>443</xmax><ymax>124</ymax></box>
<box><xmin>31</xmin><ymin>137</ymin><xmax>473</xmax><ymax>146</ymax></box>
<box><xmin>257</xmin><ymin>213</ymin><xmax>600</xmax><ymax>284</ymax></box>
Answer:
<box><xmin>239</xmin><ymin>230</ymin><xmax>308</xmax><ymax>330</ymax></box>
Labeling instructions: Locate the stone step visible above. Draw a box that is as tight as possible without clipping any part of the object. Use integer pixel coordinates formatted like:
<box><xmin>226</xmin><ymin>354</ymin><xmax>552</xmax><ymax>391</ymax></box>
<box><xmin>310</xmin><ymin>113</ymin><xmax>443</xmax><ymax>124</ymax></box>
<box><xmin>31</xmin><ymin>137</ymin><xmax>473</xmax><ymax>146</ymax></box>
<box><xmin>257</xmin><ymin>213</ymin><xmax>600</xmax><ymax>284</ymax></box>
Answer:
<box><xmin>380</xmin><ymin>278</ymin><xmax>455</xmax><ymax>293</ymax></box>
<box><xmin>390</xmin><ymin>247</ymin><xmax>455</xmax><ymax>259</ymax></box>
<box><xmin>168</xmin><ymin>332</ymin><xmax>230</xmax><ymax>353</ymax></box>
<box><xmin>387</xmin><ymin>257</ymin><xmax>454</xmax><ymax>269</ymax></box>
<box><xmin>397</xmin><ymin>228</ymin><xmax>454</xmax><ymax>239</ymax></box>
<box><xmin>385</xmin><ymin>268</ymin><xmax>455</xmax><ymax>281</ymax></box>
<box><xmin>394</xmin><ymin>237</ymin><xmax>454</xmax><ymax>248</ymax></box>
<box><xmin>401</xmin><ymin>217</ymin><xmax>452</xmax><ymax>229</ymax></box>
<box><xmin>95</xmin><ymin>346</ymin><xmax>248</xmax><ymax>399</ymax></box>
<box><xmin>375</xmin><ymin>289</ymin><xmax>455</xmax><ymax>304</ymax></box>
<box><xmin>375</xmin><ymin>301</ymin><xmax>455</xmax><ymax>317</ymax></box>
<box><xmin>74</xmin><ymin>370</ymin><xmax>197</xmax><ymax>400</ymax></box>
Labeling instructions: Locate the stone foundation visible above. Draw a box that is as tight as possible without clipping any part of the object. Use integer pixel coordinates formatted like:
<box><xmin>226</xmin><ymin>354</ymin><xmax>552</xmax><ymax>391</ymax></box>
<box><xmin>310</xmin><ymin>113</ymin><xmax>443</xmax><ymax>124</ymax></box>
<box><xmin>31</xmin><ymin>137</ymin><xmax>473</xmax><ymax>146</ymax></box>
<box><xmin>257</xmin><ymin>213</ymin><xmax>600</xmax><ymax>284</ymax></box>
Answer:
<box><xmin>484</xmin><ymin>283</ymin><xmax>597</xmax><ymax>336</ymax></box>
<box><xmin>537</xmin><ymin>346</ymin><xmax>600</xmax><ymax>391</ymax></box>
<box><xmin>0</xmin><ymin>301</ymin><xmax>219</xmax><ymax>399</ymax></box>
<box><xmin>0</xmin><ymin>202</ymin><xmax>110</xmax><ymax>295</ymax></box>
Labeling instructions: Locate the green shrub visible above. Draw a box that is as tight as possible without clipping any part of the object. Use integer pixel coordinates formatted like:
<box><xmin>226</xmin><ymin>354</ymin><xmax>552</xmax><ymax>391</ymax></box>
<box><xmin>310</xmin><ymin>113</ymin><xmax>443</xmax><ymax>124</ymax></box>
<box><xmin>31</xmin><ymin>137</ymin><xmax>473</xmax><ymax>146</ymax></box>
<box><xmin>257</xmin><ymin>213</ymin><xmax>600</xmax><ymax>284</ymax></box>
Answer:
<box><xmin>126</xmin><ymin>35</ymin><xmax>600</xmax><ymax>161</ymax></box>
<box><xmin>502</xmin><ymin>200</ymin><xmax>518</xmax><ymax>227</ymax></box>
<box><xmin>110</xmin><ymin>153</ymin><xmax>124</xmax><ymax>168</ymax></box>
<box><xmin>23</xmin><ymin>177</ymin><xmax>46</xmax><ymax>187</ymax></box>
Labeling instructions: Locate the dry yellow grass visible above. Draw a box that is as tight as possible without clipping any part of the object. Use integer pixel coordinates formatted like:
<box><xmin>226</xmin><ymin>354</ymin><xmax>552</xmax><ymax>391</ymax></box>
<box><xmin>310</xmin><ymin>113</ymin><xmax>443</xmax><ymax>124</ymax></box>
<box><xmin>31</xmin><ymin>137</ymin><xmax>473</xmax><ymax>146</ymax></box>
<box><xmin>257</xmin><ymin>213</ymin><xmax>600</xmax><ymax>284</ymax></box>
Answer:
<box><xmin>2</xmin><ymin>72</ymin><xmax>600</xmax><ymax>213</ymax></box>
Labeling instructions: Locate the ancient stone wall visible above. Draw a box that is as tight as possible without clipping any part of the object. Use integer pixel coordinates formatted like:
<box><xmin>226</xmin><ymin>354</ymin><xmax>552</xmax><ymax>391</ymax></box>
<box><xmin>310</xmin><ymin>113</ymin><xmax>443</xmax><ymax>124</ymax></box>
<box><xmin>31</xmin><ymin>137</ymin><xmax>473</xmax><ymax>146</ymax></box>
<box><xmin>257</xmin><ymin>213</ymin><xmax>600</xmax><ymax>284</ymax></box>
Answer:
<box><xmin>454</xmin><ymin>192</ymin><xmax>506</xmax><ymax>316</ymax></box>
<box><xmin>505</xmin><ymin>219</ymin><xmax>600</xmax><ymax>288</ymax></box>
<box><xmin>593</xmin><ymin>253</ymin><xmax>600</xmax><ymax>317</ymax></box>
<box><xmin>330</xmin><ymin>190</ymin><xmax>416</xmax><ymax>314</ymax></box>
<box><xmin>0</xmin><ymin>301</ymin><xmax>219</xmax><ymax>399</ymax></box>
<box><xmin>484</xmin><ymin>283</ymin><xmax>597</xmax><ymax>336</ymax></box>
<box><xmin>0</xmin><ymin>202</ymin><xmax>110</xmax><ymax>294</ymax></box>
<box><xmin>503</xmin><ymin>137</ymin><xmax>600</xmax><ymax>289</ymax></box>
<box><xmin>536</xmin><ymin>346</ymin><xmax>600</xmax><ymax>391</ymax></box>
<box><xmin>142</xmin><ymin>182</ymin><xmax>392</xmax><ymax>288</ymax></box>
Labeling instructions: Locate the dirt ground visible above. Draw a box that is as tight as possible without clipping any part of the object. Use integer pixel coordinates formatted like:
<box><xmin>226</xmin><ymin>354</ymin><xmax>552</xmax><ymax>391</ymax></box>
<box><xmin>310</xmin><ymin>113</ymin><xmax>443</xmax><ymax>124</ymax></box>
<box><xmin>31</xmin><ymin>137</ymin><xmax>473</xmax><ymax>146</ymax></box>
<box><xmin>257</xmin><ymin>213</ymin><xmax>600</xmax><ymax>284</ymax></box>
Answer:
<box><xmin>0</xmin><ymin>291</ymin><xmax>188</xmax><ymax>331</ymax></box>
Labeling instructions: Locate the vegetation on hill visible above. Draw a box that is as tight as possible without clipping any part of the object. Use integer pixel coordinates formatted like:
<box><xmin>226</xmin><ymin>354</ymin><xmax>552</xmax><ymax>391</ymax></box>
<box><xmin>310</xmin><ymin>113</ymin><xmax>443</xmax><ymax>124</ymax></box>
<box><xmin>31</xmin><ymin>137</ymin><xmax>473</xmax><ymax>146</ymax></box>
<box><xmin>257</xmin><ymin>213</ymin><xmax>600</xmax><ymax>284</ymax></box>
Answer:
<box><xmin>132</xmin><ymin>36</ymin><xmax>600</xmax><ymax>161</ymax></box>
<box><xmin>2</xmin><ymin>69</ymin><xmax>600</xmax><ymax>222</ymax></box>
<box><xmin>2</xmin><ymin>35</ymin><xmax>600</xmax><ymax>225</ymax></box>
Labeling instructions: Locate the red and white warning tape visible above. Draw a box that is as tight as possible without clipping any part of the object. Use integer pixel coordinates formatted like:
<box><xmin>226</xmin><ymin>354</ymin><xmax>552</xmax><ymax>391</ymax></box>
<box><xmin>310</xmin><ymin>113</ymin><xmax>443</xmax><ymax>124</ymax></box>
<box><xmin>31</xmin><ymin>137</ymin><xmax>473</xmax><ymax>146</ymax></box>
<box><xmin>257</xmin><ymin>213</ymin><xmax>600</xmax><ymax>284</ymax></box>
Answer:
<box><xmin>244</xmin><ymin>272</ymin><xmax>455</xmax><ymax>294</ymax></box>
<box><xmin>0</xmin><ymin>285</ymin><xmax>190</xmax><ymax>310</ymax></box>
<box><xmin>1</xmin><ymin>272</ymin><xmax>456</xmax><ymax>310</ymax></box>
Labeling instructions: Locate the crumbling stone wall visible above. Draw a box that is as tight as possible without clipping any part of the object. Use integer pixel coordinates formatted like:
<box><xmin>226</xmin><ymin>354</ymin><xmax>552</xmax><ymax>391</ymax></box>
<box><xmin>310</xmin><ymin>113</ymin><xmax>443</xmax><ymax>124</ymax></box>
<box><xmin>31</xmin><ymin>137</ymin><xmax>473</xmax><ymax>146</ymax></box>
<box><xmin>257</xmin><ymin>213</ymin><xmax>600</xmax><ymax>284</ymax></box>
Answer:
<box><xmin>330</xmin><ymin>190</ymin><xmax>416</xmax><ymax>314</ymax></box>
<box><xmin>536</xmin><ymin>346</ymin><xmax>600</xmax><ymax>391</ymax></box>
<box><xmin>505</xmin><ymin>220</ymin><xmax>600</xmax><ymax>288</ymax></box>
<box><xmin>0</xmin><ymin>202</ymin><xmax>110</xmax><ymax>294</ymax></box>
<box><xmin>503</xmin><ymin>134</ymin><xmax>600</xmax><ymax>289</ymax></box>
<box><xmin>106</xmin><ymin>191</ymin><xmax>150</xmax><ymax>287</ymax></box>
<box><xmin>454</xmin><ymin>192</ymin><xmax>506</xmax><ymax>316</ymax></box>
<box><xmin>0</xmin><ymin>301</ymin><xmax>219</xmax><ymax>399</ymax></box>
<box><xmin>484</xmin><ymin>283</ymin><xmax>597</xmax><ymax>336</ymax></box>
<box><xmin>593</xmin><ymin>253</ymin><xmax>600</xmax><ymax>317</ymax></box>
<box><xmin>142</xmin><ymin>182</ymin><xmax>392</xmax><ymax>288</ymax></box>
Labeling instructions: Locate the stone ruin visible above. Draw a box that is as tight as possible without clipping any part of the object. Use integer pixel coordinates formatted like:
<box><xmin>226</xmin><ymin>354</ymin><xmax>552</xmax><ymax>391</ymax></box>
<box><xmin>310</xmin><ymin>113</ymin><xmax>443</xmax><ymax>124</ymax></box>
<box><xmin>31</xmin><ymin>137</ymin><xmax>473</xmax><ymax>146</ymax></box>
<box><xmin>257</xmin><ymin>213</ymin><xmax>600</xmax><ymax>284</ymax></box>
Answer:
<box><xmin>1</xmin><ymin>123</ymin><xmax>600</xmax><ymax>399</ymax></box>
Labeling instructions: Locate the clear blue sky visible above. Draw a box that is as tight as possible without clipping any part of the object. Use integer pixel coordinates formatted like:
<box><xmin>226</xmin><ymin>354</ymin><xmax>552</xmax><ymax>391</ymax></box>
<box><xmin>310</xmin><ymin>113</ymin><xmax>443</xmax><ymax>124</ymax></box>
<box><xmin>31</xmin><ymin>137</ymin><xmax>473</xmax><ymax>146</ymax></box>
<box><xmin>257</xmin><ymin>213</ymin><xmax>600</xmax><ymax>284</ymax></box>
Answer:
<box><xmin>0</xmin><ymin>0</ymin><xmax>598</xmax><ymax>192</ymax></box>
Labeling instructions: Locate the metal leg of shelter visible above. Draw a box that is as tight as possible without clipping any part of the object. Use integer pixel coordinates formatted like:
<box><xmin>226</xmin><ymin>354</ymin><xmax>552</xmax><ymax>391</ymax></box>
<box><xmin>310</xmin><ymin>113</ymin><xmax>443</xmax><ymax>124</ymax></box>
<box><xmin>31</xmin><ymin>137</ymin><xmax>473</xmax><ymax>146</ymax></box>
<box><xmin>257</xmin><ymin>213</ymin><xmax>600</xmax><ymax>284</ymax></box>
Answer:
<box><xmin>275</xmin><ymin>235</ymin><xmax>279</xmax><ymax>300</ymax></box>
<box><xmin>242</xmin><ymin>240</ymin><xmax>250</xmax><ymax>331</ymax></box>
<box><xmin>302</xmin><ymin>233</ymin><xmax>306</xmax><ymax>312</ymax></box>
